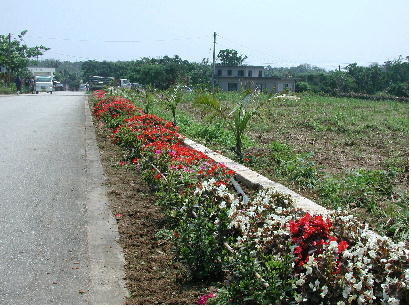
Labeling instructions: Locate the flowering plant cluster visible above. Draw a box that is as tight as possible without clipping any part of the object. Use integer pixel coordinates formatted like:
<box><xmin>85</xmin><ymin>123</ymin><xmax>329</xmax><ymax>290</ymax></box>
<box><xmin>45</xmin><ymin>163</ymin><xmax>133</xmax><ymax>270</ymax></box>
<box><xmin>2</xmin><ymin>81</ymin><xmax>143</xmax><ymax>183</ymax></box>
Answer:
<box><xmin>289</xmin><ymin>213</ymin><xmax>348</xmax><ymax>268</ymax></box>
<box><xmin>92</xmin><ymin>90</ymin><xmax>139</xmax><ymax>128</ymax></box>
<box><xmin>91</xmin><ymin>89</ymin><xmax>408</xmax><ymax>305</ymax></box>
<box><xmin>92</xmin><ymin>90</ymin><xmax>234</xmax><ymax>186</ymax></box>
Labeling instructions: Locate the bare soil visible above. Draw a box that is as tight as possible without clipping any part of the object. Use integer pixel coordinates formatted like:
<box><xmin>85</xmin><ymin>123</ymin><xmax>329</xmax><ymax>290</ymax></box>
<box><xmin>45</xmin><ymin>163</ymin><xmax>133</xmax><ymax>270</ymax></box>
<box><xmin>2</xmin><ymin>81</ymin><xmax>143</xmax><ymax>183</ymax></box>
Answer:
<box><xmin>94</xmin><ymin>121</ymin><xmax>203</xmax><ymax>304</ymax></box>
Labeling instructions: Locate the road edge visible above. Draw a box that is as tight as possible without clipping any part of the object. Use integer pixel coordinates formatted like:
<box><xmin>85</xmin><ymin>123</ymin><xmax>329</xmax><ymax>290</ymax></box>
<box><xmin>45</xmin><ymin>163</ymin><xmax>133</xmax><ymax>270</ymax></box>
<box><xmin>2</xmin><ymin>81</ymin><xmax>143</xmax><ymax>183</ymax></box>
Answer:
<box><xmin>83</xmin><ymin>96</ymin><xmax>129</xmax><ymax>304</ymax></box>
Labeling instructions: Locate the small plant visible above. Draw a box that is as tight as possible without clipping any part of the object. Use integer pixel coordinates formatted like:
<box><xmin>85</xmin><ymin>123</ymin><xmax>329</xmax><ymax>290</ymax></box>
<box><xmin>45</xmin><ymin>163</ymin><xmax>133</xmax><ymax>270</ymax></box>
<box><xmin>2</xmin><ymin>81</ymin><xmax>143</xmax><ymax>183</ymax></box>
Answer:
<box><xmin>163</xmin><ymin>84</ymin><xmax>184</xmax><ymax>125</ymax></box>
<box><xmin>194</xmin><ymin>89</ymin><xmax>268</xmax><ymax>162</ymax></box>
<box><xmin>143</xmin><ymin>85</ymin><xmax>157</xmax><ymax>114</ymax></box>
<box><xmin>270</xmin><ymin>141</ymin><xmax>319</xmax><ymax>189</ymax></box>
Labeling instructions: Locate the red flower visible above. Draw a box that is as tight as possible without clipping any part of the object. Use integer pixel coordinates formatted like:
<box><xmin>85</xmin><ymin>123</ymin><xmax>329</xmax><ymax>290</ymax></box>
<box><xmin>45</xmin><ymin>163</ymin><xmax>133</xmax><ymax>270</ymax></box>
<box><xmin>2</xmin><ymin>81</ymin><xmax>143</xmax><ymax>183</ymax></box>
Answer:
<box><xmin>289</xmin><ymin>213</ymin><xmax>348</xmax><ymax>270</ymax></box>
<box><xmin>338</xmin><ymin>240</ymin><xmax>349</xmax><ymax>253</ymax></box>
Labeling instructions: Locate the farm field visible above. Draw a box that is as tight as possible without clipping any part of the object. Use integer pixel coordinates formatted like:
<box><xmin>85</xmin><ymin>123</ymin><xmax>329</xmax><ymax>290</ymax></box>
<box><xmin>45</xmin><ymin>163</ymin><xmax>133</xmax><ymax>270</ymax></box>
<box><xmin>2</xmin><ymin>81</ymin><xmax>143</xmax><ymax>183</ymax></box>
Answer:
<box><xmin>139</xmin><ymin>91</ymin><xmax>409</xmax><ymax>241</ymax></box>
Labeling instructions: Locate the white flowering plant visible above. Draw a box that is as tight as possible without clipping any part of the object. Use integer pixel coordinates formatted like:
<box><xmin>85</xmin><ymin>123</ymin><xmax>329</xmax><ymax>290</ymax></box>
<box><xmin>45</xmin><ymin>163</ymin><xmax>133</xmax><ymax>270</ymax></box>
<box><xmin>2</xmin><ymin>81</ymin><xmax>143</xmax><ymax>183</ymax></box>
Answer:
<box><xmin>205</xmin><ymin>188</ymin><xmax>409</xmax><ymax>305</ymax></box>
<box><xmin>173</xmin><ymin>179</ymin><xmax>238</xmax><ymax>279</ymax></box>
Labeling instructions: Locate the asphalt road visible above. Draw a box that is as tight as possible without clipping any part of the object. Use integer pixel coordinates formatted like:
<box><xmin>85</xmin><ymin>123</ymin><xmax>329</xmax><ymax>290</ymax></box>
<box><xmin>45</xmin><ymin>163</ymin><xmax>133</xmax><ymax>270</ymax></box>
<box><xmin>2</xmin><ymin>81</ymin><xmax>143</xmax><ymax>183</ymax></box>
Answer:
<box><xmin>0</xmin><ymin>92</ymin><xmax>126</xmax><ymax>304</ymax></box>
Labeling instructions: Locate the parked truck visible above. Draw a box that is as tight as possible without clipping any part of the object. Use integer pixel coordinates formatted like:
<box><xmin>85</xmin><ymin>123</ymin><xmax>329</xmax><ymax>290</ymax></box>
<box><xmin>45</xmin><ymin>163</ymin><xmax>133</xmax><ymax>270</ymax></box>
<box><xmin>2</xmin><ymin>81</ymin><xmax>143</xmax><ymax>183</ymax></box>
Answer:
<box><xmin>88</xmin><ymin>76</ymin><xmax>115</xmax><ymax>90</ymax></box>
<box><xmin>28</xmin><ymin>67</ymin><xmax>55</xmax><ymax>94</ymax></box>
<box><xmin>34</xmin><ymin>75</ymin><xmax>53</xmax><ymax>94</ymax></box>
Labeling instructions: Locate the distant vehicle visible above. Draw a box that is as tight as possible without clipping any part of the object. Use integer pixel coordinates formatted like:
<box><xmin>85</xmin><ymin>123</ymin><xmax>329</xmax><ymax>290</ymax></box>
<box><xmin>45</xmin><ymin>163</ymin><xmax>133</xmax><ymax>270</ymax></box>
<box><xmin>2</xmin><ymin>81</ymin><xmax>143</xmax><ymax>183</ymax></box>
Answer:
<box><xmin>88</xmin><ymin>76</ymin><xmax>115</xmax><ymax>90</ymax></box>
<box><xmin>34</xmin><ymin>75</ymin><xmax>53</xmax><ymax>94</ymax></box>
<box><xmin>88</xmin><ymin>76</ymin><xmax>104</xmax><ymax>90</ymax></box>
<box><xmin>103</xmin><ymin>77</ymin><xmax>115</xmax><ymax>86</ymax></box>
<box><xmin>181</xmin><ymin>85</ymin><xmax>193</xmax><ymax>92</ymax></box>
<box><xmin>79</xmin><ymin>83</ymin><xmax>88</xmax><ymax>91</ymax></box>
<box><xmin>53</xmin><ymin>81</ymin><xmax>64</xmax><ymax>91</ymax></box>
<box><xmin>131</xmin><ymin>82</ymin><xmax>143</xmax><ymax>89</ymax></box>
<box><xmin>119</xmin><ymin>78</ymin><xmax>131</xmax><ymax>89</ymax></box>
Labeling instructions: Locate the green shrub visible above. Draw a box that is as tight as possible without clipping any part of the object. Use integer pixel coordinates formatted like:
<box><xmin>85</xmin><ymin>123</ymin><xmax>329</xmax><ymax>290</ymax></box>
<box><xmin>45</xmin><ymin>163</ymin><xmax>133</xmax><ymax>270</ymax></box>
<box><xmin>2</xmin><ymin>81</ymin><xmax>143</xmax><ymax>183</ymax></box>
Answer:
<box><xmin>174</xmin><ymin>180</ymin><xmax>234</xmax><ymax>280</ymax></box>
<box><xmin>295</xmin><ymin>81</ymin><xmax>311</xmax><ymax>92</ymax></box>
<box><xmin>0</xmin><ymin>82</ymin><xmax>16</xmax><ymax>94</ymax></box>
<box><xmin>270</xmin><ymin>141</ymin><xmax>318</xmax><ymax>189</ymax></box>
<box><xmin>318</xmin><ymin>169</ymin><xmax>394</xmax><ymax>211</ymax></box>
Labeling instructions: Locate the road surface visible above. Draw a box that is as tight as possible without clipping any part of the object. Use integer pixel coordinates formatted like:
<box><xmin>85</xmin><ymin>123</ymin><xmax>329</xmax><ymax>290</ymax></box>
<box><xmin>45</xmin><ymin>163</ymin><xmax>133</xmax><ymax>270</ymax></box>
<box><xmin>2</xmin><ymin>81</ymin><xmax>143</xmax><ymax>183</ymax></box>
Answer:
<box><xmin>0</xmin><ymin>92</ymin><xmax>127</xmax><ymax>304</ymax></box>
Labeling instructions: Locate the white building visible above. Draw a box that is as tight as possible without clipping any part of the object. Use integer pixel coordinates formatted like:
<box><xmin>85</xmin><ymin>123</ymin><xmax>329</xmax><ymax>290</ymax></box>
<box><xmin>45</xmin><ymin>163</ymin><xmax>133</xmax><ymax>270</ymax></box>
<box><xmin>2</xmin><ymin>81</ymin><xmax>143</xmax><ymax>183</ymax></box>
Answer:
<box><xmin>214</xmin><ymin>65</ymin><xmax>295</xmax><ymax>92</ymax></box>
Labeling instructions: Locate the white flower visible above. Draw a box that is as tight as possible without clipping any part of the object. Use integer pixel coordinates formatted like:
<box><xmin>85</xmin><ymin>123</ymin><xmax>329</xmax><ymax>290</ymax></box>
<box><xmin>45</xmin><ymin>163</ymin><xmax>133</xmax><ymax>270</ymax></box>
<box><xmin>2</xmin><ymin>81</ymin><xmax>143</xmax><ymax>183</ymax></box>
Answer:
<box><xmin>342</xmin><ymin>286</ymin><xmax>351</xmax><ymax>299</ymax></box>
<box><xmin>368</xmin><ymin>250</ymin><xmax>377</xmax><ymax>259</ymax></box>
<box><xmin>295</xmin><ymin>278</ymin><xmax>305</xmax><ymax>286</ymax></box>
<box><xmin>344</xmin><ymin>272</ymin><xmax>354</xmax><ymax>282</ymax></box>
<box><xmin>348</xmin><ymin>294</ymin><xmax>357</xmax><ymax>304</ymax></box>
<box><xmin>320</xmin><ymin>285</ymin><xmax>328</xmax><ymax>298</ymax></box>
<box><xmin>387</xmin><ymin>297</ymin><xmax>400</xmax><ymax>304</ymax></box>
<box><xmin>357</xmin><ymin>295</ymin><xmax>365</xmax><ymax>304</ymax></box>
<box><xmin>219</xmin><ymin>201</ymin><xmax>226</xmax><ymax>209</ymax></box>
<box><xmin>354</xmin><ymin>281</ymin><xmax>362</xmax><ymax>291</ymax></box>
<box><xmin>294</xmin><ymin>293</ymin><xmax>303</xmax><ymax>303</ymax></box>
<box><xmin>330</xmin><ymin>240</ymin><xmax>338</xmax><ymax>248</ymax></box>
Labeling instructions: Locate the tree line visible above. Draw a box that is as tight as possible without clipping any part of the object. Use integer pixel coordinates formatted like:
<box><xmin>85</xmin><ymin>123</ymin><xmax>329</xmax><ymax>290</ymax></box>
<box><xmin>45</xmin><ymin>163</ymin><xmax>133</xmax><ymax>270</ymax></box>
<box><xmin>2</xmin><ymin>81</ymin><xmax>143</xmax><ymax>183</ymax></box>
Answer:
<box><xmin>1</xmin><ymin>31</ymin><xmax>408</xmax><ymax>98</ymax></box>
<box><xmin>266</xmin><ymin>60</ymin><xmax>408</xmax><ymax>98</ymax></box>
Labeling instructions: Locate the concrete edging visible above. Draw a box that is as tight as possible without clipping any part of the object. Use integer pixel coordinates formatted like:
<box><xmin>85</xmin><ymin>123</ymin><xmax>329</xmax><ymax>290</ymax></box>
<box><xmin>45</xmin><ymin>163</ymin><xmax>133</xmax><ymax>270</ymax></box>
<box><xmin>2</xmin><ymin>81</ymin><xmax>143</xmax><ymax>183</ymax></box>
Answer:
<box><xmin>84</xmin><ymin>98</ymin><xmax>129</xmax><ymax>304</ymax></box>
<box><xmin>184</xmin><ymin>137</ymin><xmax>330</xmax><ymax>216</ymax></box>
<box><xmin>184</xmin><ymin>137</ymin><xmax>402</xmax><ymax>244</ymax></box>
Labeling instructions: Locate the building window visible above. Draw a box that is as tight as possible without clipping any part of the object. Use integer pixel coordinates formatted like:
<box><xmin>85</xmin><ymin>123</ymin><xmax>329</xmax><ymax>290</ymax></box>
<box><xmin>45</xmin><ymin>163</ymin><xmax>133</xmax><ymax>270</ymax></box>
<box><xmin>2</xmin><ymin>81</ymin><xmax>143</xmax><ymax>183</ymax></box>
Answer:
<box><xmin>248</xmin><ymin>70</ymin><xmax>252</xmax><ymax>77</ymax></box>
<box><xmin>284</xmin><ymin>83</ymin><xmax>289</xmax><ymax>88</ymax></box>
<box><xmin>227</xmin><ymin>69</ymin><xmax>232</xmax><ymax>76</ymax></box>
<box><xmin>217</xmin><ymin>69</ymin><xmax>222</xmax><ymax>76</ymax></box>
<box><xmin>258</xmin><ymin>70</ymin><xmax>263</xmax><ymax>77</ymax></box>
<box><xmin>237</xmin><ymin>70</ymin><xmax>244</xmax><ymax>77</ymax></box>
<box><xmin>228</xmin><ymin>83</ymin><xmax>238</xmax><ymax>91</ymax></box>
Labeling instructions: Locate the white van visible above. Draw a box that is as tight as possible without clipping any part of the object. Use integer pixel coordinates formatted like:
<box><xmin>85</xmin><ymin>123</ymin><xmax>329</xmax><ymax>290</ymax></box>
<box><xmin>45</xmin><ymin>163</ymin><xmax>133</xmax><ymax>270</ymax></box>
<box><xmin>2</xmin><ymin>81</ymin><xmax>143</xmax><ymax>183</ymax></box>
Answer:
<box><xmin>119</xmin><ymin>79</ymin><xmax>131</xmax><ymax>89</ymax></box>
<box><xmin>35</xmin><ymin>75</ymin><xmax>53</xmax><ymax>94</ymax></box>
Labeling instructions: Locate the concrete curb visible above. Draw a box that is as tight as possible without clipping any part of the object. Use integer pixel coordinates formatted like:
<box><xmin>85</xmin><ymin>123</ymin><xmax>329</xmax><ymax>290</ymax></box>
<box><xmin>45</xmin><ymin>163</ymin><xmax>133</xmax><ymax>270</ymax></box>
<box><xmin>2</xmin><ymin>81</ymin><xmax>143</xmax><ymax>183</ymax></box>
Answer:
<box><xmin>184</xmin><ymin>138</ymin><xmax>402</xmax><ymax>244</ymax></box>
<box><xmin>84</xmin><ymin>98</ymin><xmax>129</xmax><ymax>304</ymax></box>
<box><xmin>184</xmin><ymin>137</ymin><xmax>330</xmax><ymax>215</ymax></box>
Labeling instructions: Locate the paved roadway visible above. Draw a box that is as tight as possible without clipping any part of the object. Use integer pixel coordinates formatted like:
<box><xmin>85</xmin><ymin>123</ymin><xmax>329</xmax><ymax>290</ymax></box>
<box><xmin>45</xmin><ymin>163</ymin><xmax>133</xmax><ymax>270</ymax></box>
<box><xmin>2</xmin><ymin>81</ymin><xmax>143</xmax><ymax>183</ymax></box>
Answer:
<box><xmin>0</xmin><ymin>92</ymin><xmax>126</xmax><ymax>304</ymax></box>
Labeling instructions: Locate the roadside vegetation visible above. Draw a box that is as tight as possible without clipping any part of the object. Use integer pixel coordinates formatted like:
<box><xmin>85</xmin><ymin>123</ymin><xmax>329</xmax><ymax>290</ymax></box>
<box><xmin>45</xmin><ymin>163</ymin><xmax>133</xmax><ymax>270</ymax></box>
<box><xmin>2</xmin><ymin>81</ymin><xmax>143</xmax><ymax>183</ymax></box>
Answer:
<box><xmin>0</xmin><ymin>30</ymin><xmax>48</xmax><ymax>91</ymax></box>
<box><xmin>90</xmin><ymin>89</ymin><xmax>408</xmax><ymax>304</ymax></box>
<box><xmin>118</xmin><ymin>88</ymin><xmax>409</xmax><ymax>242</ymax></box>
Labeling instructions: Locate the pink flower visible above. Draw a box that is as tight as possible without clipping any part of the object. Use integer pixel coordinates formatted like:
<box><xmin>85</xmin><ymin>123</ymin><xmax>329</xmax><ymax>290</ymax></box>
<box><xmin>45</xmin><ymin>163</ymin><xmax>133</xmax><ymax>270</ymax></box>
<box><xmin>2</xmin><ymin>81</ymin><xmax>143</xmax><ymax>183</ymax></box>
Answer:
<box><xmin>198</xmin><ymin>292</ymin><xmax>215</xmax><ymax>305</ymax></box>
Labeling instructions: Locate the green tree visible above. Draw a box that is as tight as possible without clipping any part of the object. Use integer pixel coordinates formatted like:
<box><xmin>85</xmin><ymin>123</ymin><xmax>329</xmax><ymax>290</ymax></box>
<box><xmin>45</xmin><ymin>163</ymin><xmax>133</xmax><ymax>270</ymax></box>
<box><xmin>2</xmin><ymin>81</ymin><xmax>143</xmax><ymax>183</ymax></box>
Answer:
<box><xmin>0</xmin><ymin>30</ymin><xmax>49</xmax><ymax>82</ymax></box>
<box><xmin>217</xmin><ymin>49</ymin><xmax>247</xmax><ymax>66</ymax></box>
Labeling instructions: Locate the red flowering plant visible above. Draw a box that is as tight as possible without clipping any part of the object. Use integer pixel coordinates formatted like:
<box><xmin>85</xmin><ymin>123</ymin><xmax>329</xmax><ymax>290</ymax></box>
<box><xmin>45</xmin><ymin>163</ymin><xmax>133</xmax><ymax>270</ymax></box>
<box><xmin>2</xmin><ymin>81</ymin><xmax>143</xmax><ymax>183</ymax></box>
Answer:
<box><xmin>289</xmin><ymin>213</ymin><xmax>351</xmax><ymax>304</ymax></box>
<box><xmin>289</xmin><ymin>213</ymin><xmax>348</xmax><ymax>269</ymax></box>
<box><xmin>92</xmin><ymin>91</ymin><xmax>141</xmax><ymax>129</ymax></box>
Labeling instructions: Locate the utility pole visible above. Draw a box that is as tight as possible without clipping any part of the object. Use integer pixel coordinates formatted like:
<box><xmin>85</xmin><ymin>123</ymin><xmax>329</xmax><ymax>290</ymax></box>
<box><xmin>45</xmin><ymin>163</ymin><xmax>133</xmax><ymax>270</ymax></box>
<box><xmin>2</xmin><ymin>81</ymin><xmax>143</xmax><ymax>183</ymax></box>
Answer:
<box><xmin>212</xmin><ymin>32</ymin><xmax>216</xmax><ymax>91</ymax></box>
<box><xmin>7</xmin><ymin>33</ymin><xmax>11</xmax><ymax>83</ymax></box>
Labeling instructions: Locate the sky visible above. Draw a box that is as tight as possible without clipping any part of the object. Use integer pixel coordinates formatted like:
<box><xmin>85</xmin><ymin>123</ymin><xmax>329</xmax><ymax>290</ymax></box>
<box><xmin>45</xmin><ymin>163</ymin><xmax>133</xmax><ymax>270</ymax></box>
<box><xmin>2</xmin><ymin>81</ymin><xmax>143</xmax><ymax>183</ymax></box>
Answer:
<box><xmin>1</xmin><ymin>0</ymin><xmax>409</xmax><ymax>70</ymax></box>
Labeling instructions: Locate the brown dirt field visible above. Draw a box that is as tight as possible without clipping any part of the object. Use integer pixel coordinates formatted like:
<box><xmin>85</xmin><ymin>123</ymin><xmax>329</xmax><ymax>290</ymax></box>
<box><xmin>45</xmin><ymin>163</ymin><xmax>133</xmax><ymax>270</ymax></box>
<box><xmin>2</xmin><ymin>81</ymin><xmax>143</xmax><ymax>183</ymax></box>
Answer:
<box><xmin>93</xmin><ymin>121</ymin><xmax>204</xmax><ymax>304</ymax></box>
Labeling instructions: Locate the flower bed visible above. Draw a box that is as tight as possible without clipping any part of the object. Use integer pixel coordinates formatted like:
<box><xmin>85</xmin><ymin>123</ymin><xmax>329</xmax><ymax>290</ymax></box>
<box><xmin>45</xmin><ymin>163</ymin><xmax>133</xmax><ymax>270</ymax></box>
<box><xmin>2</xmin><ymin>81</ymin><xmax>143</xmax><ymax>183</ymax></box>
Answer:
<box><xmin>91</xmin><ymin>90</ymin><xmax>409</xmax><ymax>305</ymax></box>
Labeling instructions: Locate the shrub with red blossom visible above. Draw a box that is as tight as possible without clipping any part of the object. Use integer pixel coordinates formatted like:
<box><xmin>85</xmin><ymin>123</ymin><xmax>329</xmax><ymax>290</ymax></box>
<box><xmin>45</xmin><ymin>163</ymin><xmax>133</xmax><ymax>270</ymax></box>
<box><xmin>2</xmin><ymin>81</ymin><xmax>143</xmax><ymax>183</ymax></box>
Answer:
<box><xmin>289</xmin><ymin>213</ymin><xmax>348</xmax><ymax>268</ymax></box>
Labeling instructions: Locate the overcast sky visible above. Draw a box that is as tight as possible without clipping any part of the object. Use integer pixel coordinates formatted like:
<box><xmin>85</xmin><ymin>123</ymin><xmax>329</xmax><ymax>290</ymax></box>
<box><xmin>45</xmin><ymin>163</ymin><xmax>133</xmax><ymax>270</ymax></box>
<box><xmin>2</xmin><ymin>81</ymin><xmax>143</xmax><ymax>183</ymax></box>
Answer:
<box><xmin>1</xmin><ymin>0</ymin><xmax>409</xmax><ymax>70</ymax></box>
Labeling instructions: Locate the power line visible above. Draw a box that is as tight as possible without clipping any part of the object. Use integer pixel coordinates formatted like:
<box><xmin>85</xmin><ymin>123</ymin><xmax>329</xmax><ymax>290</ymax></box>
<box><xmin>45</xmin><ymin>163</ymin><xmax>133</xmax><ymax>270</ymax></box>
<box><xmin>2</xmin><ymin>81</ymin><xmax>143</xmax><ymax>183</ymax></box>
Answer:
<box><xmin>25</xmin><ymin>33</ymin><xmax>209</xmax><ymax>44</ymax></box>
